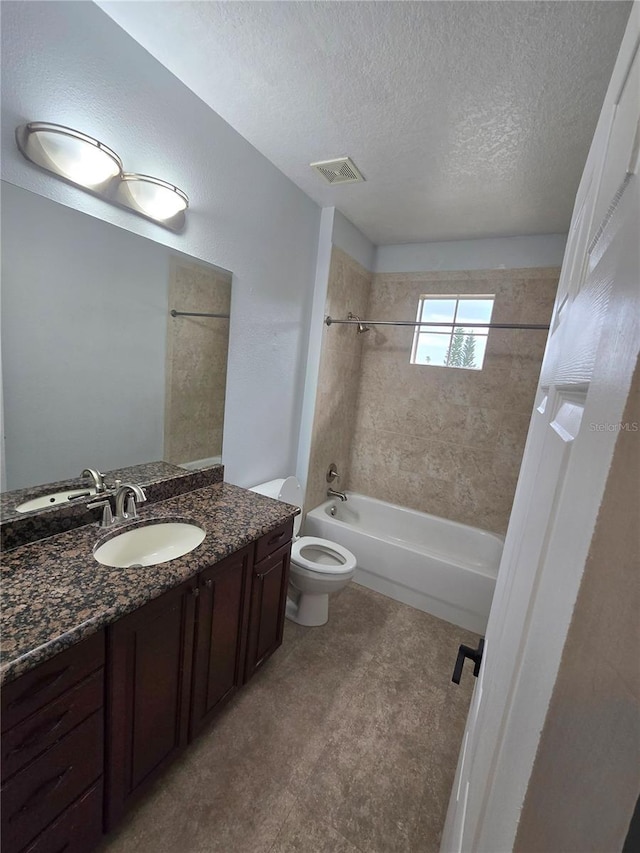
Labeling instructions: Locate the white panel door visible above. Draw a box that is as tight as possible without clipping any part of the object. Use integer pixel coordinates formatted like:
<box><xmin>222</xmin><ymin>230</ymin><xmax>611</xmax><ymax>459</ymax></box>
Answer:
<box><xmin>441</xmin><ymin>8</ymin><xmax>640</xmax><ymax>852</ymax></box>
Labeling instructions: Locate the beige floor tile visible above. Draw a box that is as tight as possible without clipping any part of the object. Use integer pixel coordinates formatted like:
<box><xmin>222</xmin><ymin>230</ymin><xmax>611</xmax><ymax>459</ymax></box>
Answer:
<box><xmin>270</xmin><ymin>801</ymin><xmax>363</xmax><ymax>853</ymax></box>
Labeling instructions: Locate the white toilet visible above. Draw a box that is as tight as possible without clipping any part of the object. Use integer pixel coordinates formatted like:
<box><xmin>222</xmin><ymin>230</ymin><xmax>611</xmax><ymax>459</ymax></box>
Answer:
<box><xmin>250</xmin><ymin>477</ymin><xmax>357</xmax><ymax>626</ymax></box>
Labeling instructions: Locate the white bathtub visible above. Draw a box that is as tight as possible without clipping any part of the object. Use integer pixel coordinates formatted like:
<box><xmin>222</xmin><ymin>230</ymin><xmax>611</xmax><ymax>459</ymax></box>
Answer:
<box><xmin>179</xmin><ymin>456</ymin><xmax>222</xmax><ymax>470</ymax></box>
<box><xmin>304</xmin><ymin>493</ymin><xmax>503</xmax><ymax>634</ymax></box>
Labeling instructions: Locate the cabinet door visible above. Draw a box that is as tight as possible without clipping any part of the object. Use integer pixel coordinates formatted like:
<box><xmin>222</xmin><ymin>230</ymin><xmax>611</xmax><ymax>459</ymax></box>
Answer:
<box><xmin>244</xmin><ymin>541</ymin><xmax>291</xmax><ymax>682</ymax></box>
<box><xmin>105</xmin><ymin>580</ymin><xmax>197</xmax><ymax>829</ymax></box>
<box><xmin>190</xmin><ymin>546</ymin><xmax>252</xmax><ymax>739</ymax></box>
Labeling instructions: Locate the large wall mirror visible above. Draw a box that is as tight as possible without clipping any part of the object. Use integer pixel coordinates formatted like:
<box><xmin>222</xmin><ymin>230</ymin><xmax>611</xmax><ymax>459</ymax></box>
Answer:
<box><xmin>1</xmin><ymin>182</ymin><xmax>232</xmax><ymax>494</ymax></box>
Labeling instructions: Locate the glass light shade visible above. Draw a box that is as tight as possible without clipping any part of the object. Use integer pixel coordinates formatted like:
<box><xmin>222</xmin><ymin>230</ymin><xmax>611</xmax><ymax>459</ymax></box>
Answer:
<box><xmin>19</xmin><ymin>123</ymin><xmax>122</xmax><ymax>188</ymax></box>
<box><xmin>120</xmin><ymin>174</ymin><xmax>189</xmax><ymax>221</ymax></box>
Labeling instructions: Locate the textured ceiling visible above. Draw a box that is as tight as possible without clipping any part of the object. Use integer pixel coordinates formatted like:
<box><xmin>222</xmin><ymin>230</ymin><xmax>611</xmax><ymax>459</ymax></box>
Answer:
<box><xmin>97</xmin><ymin>1</ymin><xmax>631</xmax><ymax>245</ymax></box>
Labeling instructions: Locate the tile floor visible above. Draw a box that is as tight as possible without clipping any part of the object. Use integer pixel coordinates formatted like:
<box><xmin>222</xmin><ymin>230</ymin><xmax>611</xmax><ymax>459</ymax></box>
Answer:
<box><xmin>99</xmin><ymin>584</ymin><xmax>479</xmax><ymax>853</ymax></box>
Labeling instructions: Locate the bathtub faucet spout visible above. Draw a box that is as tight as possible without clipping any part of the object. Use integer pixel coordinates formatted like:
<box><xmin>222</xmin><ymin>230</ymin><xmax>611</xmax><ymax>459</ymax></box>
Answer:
<box><xmin>327</xmin><ymin>488</ymin><xmax>347</xmax><ymax>502</ymax></box>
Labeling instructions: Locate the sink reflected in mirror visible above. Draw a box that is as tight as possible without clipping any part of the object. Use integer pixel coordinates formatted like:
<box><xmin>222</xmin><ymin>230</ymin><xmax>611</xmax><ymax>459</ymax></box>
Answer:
<box><xmin>15</xmin><ymin>487</ymin><xmax>98</xmax><ymax>514</ymax></box>
<box><xmin>93</xmin><ymin>520</ymin><xmax>206</xmax><ymax>568</ymax></box>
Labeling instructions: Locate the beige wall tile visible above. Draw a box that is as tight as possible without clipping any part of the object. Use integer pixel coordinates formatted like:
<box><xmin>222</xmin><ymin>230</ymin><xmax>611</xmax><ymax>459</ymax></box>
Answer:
<box><xmin>405</xmin><ymin>396</ymin><xmax>468</xmax><ymax>445</ymax></box>
<box><xmin>464</xmin><ymin>406</ymin><xmax>503</xmax><ymax>450</ymax></box>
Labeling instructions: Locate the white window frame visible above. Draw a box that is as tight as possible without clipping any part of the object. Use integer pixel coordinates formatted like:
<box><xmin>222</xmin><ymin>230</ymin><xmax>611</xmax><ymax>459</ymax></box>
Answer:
<box><xmin>410</xmin><ymin>293</ymin><xmax>495</xmax><ymax>370</ymax></box>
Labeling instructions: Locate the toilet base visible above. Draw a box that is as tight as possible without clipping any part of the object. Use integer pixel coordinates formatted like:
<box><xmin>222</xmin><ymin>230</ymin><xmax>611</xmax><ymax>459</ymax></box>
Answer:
<box><xmin>285</xmin><ymin>592</ymin><xmax>329</xmax><ymax>626</ymax></box>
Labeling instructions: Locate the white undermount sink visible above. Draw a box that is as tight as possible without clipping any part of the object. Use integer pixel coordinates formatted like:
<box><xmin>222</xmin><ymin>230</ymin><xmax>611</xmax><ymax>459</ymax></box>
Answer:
<box><xmin>93</xmin><ymin>521</ymin><xmax>206</xmax><ymax>568</ymax></box>
<box><xmin>16</xmin><ymin>487</ymin><xmax>97</xmax><ymax>513</ymax></box>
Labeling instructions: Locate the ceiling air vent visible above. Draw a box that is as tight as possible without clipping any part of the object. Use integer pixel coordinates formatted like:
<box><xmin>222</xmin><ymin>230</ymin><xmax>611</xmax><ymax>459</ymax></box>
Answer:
<box><xmin>310</xmin><ymin>156</ymin><xmax>365</xmax><ymax>185</ymax></box>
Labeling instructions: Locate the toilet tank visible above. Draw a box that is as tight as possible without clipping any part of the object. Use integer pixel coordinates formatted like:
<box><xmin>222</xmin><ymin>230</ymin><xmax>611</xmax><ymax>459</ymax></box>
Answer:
<box><xmin>249</xmin><ymin>477</ymin><xmax>302</xmax><ymax>537</ymax></box>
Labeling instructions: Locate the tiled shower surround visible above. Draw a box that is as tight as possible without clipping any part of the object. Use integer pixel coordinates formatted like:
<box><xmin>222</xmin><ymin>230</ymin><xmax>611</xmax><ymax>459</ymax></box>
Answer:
<box><xmin>306</xmin><ymin>249</ymin><xmax>559</xmax><ymax>535</ymax></box>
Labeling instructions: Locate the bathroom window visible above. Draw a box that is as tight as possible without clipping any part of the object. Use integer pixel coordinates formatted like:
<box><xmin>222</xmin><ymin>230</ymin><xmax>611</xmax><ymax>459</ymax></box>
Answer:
<box><xmin>410</xmin><ymin>294</ymin><xmax>495</xmax><ymax>370</ymax></box>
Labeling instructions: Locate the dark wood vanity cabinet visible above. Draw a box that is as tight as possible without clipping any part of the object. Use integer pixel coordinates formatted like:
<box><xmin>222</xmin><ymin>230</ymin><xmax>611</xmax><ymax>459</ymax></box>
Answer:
<box><xmin>105</xmin><ymin>579</ymin><xmax>198</xmax><ymax>829</ymax></box>
<box><xmin>190</xmin><ymin>545</ymin><xmax>252</xmax><ymax>738</ymax></box>
<box><xmin>0</xmin><ymin>630</ymin><xmax>105</xmax><ymax>853</ymax></box>
<box><xmin>244</xmin><ymin>520</ymin><xmax>293</xmax><ymax>681</ymax></box>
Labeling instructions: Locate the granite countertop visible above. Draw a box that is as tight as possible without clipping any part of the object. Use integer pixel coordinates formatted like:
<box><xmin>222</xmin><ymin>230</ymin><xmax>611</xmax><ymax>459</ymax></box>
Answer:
<box><xmin>1</xmin><ymin>482</ymin><xmax>298</xmax><ymax>686</ymax></box>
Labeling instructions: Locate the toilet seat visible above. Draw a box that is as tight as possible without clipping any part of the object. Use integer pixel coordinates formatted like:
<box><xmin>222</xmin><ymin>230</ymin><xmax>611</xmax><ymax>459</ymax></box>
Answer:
<box><xmin>292</xmin><ymin>536</ymin><xmax>357</xmax><ymax>575</ymax></box>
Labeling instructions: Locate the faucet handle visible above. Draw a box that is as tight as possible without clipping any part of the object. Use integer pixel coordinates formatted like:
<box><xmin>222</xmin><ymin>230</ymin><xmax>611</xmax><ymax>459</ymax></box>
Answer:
<box><xmin>326</xmin><ymin>463</ymin><xmax>340</xmax><ymax>484</ymax></box>
<box><xmin>125</xmin><ymin>495</ymin><xmax>138</xmax><ymax>519</ymax></box>
<box><xmin>87</xmin><ymin>498</ymin><xmax>114</xmax><ymax>528</ymax></box>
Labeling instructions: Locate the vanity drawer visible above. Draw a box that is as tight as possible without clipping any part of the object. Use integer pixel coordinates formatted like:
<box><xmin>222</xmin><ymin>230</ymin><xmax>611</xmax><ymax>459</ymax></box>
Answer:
<box><xmin>254</xmin><ymin>518</ymin><xmax>294</xmax><ymax>564</ymax></box>
<box><xmin>1</xmin><ymin>710</ymin><xmax>103</xmax><ymax>853</ymax></box>
<box><xmin>2</xmin><ymin>669</ymin><xmax>104</xmax><ymax>783</ymax></box>
<box><xmin>20</xmin><ymin>779</ymin><xmax>104</xmax><ymax>853</ymax></box>
<box><xmin>1</xmin><ymin>632</ymin><xmax>105</xmax><ymax>733</ymax></box>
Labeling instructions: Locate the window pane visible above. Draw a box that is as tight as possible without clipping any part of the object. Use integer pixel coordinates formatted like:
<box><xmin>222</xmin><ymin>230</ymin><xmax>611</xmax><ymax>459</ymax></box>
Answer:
<box><xmin>420</xmin><ymin>299</ymin><xmax>456</xmax><ymax>324</ymax></box>
<box><xmin>414</xmin><ymin>333</ymin><xmax>450</xmax><ymax>366</ymax></box>
<box><xmin>456</xmin><ymin>299</ymin><xmax>494</xmax><ymax>325</ymax></box>
<box><xmin>473</xmin><ymin>335</ymin><xmax>488</xmax><ymax>367</ymax></box>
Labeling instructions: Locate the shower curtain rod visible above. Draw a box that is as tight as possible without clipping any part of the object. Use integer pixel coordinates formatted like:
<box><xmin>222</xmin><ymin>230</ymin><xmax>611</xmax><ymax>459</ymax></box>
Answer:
<box><xmin>325</xmin><ymin>315</ymin><xmax>549</xmax><ymax>331</ymax></box>
<box><xmin>170</xmin><ymin>310</ymin><xmax>230</xmax><ymax>319</ymax></box>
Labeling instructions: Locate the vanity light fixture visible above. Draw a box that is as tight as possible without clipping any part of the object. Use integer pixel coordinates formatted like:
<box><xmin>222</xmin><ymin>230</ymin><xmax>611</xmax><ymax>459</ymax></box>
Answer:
<box><xmin>117</xmin><ymin>173</ymin><xmax>189</xmax><ymax>221</ymax></box>
<box><xmin>15</xmin><ymin>121</ymin><xmax>189</xmax><ymax>231</ymax></box>
<box><xmin>16</xmin><ymin>122</ymin><xmax>123</xmax><ymax>189</ymax></box>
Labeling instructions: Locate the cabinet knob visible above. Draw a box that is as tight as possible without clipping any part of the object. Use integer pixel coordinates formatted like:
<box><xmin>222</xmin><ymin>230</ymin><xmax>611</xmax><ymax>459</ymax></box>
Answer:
<box><xmin>191</xmin><ymin>587</ymin><xmax>200</xmax><ymax>598</ymax></box>
<box><xmin>205</xmin><ymin>579</ymin><xmax>213</xmax><ymax>589</ymax></box>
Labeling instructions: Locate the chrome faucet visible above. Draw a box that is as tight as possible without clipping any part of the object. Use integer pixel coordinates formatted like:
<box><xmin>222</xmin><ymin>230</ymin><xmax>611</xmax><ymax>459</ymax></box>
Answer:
<box><xmin>82</xmin><ymin>467</ymin><xmax>106</xmax><ymax>493</ymax></box>
<box><xmin>327</xmin><ymin>487</ymin><xmax>348</xmax><ymax>502</ymax></box>
<box><xmin>114</xmin><ymin>483</ymin><xmax>147</xmax><ymax>521</ymax></box>
<box><xmin>326</xmin><ymin>463</ymin><xmax>347</xmax><ymax>501</ymax></box>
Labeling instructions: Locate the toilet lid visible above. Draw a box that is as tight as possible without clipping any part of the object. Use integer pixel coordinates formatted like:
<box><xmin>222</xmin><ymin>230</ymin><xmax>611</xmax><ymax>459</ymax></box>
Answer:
<box><xmin>292</xmin><ymin>536</ymin><xmax>357</xmax><ymax>574</ymax></box>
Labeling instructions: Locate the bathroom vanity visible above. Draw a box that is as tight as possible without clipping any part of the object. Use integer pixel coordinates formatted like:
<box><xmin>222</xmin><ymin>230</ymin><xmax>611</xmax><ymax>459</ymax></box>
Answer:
<box><xmin>0</xmin><ymin>476</ymin><xmax>296</xmax><ymax>853</ymax></box>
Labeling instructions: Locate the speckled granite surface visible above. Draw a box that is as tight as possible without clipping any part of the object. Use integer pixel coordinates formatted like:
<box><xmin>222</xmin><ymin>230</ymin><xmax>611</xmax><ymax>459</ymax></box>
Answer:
<box><xmin>1</xmin><ymin>482</ymin><xmax>298</xmax><ymax>686</ymax></box>
<box><xmin>1</xmin><ymin>462</ymin><xmax>224</xmax><ymax>551</ymax></box>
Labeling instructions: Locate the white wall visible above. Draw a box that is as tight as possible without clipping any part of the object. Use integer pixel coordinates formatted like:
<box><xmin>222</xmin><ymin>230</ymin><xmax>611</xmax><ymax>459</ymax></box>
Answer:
<box><xmin>375</xmin><ymin>234</ymin><xmax>567</xmax><ymax>273</ymax></box>
<box><xmin>0</xmin><ymin>1</ymin><xmax>321</xmax><ymax>488</ymax></box>
<box><xmin>332</xmin><ymin>209</ymin><xmax>376</xmax><ymax>272</ymax></box>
